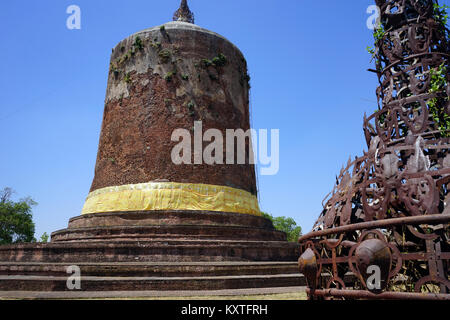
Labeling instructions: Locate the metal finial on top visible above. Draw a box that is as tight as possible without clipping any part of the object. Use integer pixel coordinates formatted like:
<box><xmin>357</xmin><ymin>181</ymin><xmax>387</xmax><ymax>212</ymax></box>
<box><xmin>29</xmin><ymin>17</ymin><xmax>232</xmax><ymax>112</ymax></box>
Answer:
<box><xmin>173</xmin><ymin>0</ymin><xmax>195</xmax><ymax>24</ymax></box>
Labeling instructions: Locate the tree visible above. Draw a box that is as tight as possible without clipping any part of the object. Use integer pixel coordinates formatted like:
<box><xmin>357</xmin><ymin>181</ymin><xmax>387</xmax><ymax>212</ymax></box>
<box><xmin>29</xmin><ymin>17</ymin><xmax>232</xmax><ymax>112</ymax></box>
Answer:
<box><xmin>261</xmin><ymin>212</ymin><xmax>302</xmax><ymax>242</ymax></box>
<box><xmin>0</xmin><ymin>188</ymin><xmax>36</xmax><ymax>245</ymax></box>
<box><xmin>40</xmin><ymin>232</ymin><xmax>49</xmax><ymax>243</ymax></box>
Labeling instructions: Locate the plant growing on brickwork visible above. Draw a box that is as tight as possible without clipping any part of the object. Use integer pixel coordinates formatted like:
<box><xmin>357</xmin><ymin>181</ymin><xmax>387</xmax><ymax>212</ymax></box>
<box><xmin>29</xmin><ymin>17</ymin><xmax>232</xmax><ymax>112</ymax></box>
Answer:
<box><xmin>186</xmin><ymin>101</ymin><xmax>196</xmax><ymax>117</ymax></box>
<box><xmin>124</xmin><ymin>72</ymin><xmax>132</xmax><ymax>84</ymax></box>
<box><xmin>201</xmin><ymin>58</ymin><xmax>213</xmax><ymax>67</ymax></box>
<box><xmin>237</xmin><ymin>64</ymin><xmax>251</xmax><ymax>88</ymax></box>
<box><xmin>212</xmin><ymin>53</ymin><xmax>227</xmax><ymax>67</ymax></box>
<box><xmin>201</xmin><ymin>53</ymin><xmax>228</xmax><ymax>68</ymax></box>
<box><xmin>159</xmin><ymin>49</ymin><xmax>172</xmax><ymax>64</ymax></box>
<box><xmin>165</xmin><ymin>70</ymin><xmax>177</xmax><ymax>82</ymax></box>
<box><xmin>116</xmin><ymin>50</ymin><xmax>132</xmax><ymax>66</ymax></box>
<box><xmin>151</xmin><ymin>41</ymin><xmax>162</xmax><ymax>49</ymax></box>
<box><xmin>110</xmin><ymin>61</ymin><xmax>119</xmax><ymax>75</ymax></box>
<box><xmin>240</xmin><ymin>72</ymin><xmax>251</xmax><ymax>88</ymax></box>
<box><xmin>133</xmin><ymin>36</ymin><xmax>144</xmax><ymax>51</ymax></box>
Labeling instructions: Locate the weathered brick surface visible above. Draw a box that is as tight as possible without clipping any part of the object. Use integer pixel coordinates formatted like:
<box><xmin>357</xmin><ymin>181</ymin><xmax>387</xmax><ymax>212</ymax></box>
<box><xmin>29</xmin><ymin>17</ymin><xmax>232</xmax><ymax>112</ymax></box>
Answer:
<box><xmin>51</xmin><ymin>225</ymin><xmax>287</xmax><ymax>242</ymax></box>
<box><xmin>68</xmin><ymin>211</ymin><xmax>274</xmax><ymax>229</ymax></box>
<box><xmin>90</xmin><ymin>22</ymin><xmax>256</xmax><ymax>195</ymax></box>
<box><xmin>0</xmin><ymin>240</ymin><xmax>299</xmax><ymax>263</ymax></box>
<box><xmin>0</xmin><ymin>274</ymin><xmax>305</xmax><ymax>292</ymax></box>
<box><xmin>0</xmin><ymin>262</ymin><xmax>300</xmax><ymax>277</ymax></box>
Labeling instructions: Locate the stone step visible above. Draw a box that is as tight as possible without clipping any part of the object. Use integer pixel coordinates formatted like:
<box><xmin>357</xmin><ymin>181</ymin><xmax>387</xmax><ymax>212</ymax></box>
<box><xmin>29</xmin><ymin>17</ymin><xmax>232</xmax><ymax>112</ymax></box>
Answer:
<box><xmin>51</xmin><ymin>224</ymin><xmax>286</xmax><ymax>242</ymax></box>
<box><xmin>0</xmin><ymin>210</ymin><xmax>303</xmax><ymax>293</ymax></box>
<box><xmin>0</xmin><ymin>274</ymin><xmax>305</xmax><ymax>291</ymax></box>
<box><xmin>0</xmin><ymin>240</ymin><xmax>299</xmax><ymax>263</ymax></box>
<box><xmin>0</xmin><ymin>261</ymin><xmax>299</xmax><ymax>277</ymax></box>
<box><xmin>67</xmin><ymin>211</ymin><xmax>274</xmax><ymax>229</ymax></box>
<box><xmin>0</xmin><ymin>286</ymin><xmax>307</xmax><ymax>299</ymax></box>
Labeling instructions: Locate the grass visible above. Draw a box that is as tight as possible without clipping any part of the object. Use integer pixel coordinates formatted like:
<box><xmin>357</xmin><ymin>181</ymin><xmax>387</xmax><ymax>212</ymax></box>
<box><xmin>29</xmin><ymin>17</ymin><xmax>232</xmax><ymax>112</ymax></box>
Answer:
<box><xmin>78</xmin><ymin>292</ymin><xmax>308</xmax><ymax>301</ymax></box>
<box><xmin>145</xmin><ymin>292</ymin><xmax>307</xmax><ymax>300</ymax></box>
<box><xmin>0</xmin><ymin>289</ymin><xmax>308</xmax><ymax>301</ymax></box>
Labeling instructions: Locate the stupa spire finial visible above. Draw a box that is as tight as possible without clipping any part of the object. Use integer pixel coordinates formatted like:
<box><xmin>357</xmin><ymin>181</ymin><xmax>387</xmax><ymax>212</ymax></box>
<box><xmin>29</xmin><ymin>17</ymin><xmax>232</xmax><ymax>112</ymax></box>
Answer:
<box><xmin>173</xmin><ymin>0</ymin><xmax>195</xmax><ymax>24</ymax></box>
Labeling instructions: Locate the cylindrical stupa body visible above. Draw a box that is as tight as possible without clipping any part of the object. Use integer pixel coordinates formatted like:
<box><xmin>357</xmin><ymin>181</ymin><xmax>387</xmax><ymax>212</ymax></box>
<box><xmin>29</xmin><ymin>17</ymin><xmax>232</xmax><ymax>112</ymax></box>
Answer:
<box><xmin>82</xmin><ymin>21</ymin><xmax>259</xmax><ymax>216</ymax></box>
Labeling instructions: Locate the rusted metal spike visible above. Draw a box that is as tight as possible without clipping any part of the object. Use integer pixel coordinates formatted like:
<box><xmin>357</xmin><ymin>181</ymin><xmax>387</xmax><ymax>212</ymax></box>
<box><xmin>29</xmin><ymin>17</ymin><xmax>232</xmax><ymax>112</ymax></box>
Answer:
<box><xmin>298</xmin><ymin>248</ymin><xmax>318</xmax><ymax>295</ymax></box>
<box><xmin>355</xmin><ymin>238</ymin><xmax>392</xmax><ymax>293</ymax></box>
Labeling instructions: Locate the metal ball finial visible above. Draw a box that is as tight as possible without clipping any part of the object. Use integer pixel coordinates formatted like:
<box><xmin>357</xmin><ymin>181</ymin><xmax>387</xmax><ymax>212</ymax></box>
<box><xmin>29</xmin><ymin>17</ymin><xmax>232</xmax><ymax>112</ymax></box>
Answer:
<box><xmin>173</xmin><ymin>0</ymin><xmax>195</xmax><ymax>24</ymax></box>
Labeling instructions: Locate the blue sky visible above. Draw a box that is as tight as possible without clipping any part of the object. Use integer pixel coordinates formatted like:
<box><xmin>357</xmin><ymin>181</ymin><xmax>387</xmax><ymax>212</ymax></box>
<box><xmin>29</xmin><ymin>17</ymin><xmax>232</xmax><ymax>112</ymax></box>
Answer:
<box><xmin>1</xmin><ymin>0</ymin><xmax>449</xmax><ymax>238</ymax></box>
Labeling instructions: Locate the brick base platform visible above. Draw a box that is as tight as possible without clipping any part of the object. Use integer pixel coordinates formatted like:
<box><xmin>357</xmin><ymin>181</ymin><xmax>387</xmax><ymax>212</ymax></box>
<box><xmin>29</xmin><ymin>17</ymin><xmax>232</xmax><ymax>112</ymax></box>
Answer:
<box><xmin>0</xmin><ymin>211</ymin><xmax>302</xmax><ymax>294</ymax></box>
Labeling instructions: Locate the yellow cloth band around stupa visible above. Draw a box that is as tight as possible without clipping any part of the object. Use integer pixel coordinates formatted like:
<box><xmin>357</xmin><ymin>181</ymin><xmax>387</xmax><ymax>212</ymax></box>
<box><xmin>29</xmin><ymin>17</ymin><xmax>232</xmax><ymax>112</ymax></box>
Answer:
<box><xmin>82</xmin><ymin>182</ymin><xmax>261</xmax><ymax>216</ymax></box>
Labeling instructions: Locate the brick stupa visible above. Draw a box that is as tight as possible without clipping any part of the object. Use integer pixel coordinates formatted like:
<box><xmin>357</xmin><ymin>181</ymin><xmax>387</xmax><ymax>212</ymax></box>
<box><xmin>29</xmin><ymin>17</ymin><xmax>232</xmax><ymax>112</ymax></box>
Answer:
<box><xmin>0</xmin><ymin>1</ymin><xmax>301</xmax><ymax>296</ymax></box>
